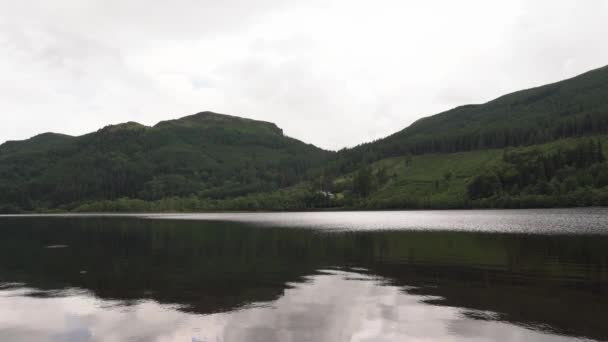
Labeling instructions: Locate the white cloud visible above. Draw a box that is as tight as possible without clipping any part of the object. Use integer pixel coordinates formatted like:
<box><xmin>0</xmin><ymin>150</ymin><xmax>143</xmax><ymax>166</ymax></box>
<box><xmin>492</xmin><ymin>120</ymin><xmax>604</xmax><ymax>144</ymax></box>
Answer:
<box><xmin>1</xmin><ymin>0</ymin><xmax>608</xmax><ymax>150</ymax></box>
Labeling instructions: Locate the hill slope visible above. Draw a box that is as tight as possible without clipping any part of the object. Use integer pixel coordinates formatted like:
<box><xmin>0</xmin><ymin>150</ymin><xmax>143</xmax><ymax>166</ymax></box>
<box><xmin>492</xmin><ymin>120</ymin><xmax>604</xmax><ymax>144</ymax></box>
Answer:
<box><xmin>3</xmin><ymin>65</ymin><xmax>608</xmax><ymax>212</ymax></box>
<box><xmin>333</xmin><ymin>136</ymin><xmax>608</xmax><ymax>209</ymax></box>
<box><xmin>66</xmin><ymin>135</ymin><xmax>608</xmax><ymax>212</ymax></box>
<box><xmin>0</xmin><ymin>111</ymin><xmax>331</xmax><ymax>211</ymax></box>
<box><xmin>336</xmin><ymin>65</ymin><xmax>608</xmax><ymax>170</ymax></box>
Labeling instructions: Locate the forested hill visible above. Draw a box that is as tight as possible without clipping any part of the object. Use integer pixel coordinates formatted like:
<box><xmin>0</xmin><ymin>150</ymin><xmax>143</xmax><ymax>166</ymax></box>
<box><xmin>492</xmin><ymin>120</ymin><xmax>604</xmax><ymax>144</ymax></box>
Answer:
<box><xmin>3</xmin><ymin>65</ymin><xmax>608</xmax><ymax>213</ymax></box>
<box><xmin>0</xmin><ymin>111</ymin><xmax>332</xmax><ymax>212</ymax></box>
<box><xmin>336</xmin><ymin>65</ymin><xmax>608</xmax><ymax>169</ymax></box>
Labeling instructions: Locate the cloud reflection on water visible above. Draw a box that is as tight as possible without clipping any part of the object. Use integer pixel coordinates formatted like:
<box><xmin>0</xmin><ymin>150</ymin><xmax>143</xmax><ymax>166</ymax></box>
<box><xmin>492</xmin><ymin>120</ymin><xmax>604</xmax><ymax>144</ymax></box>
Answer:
<box><xmin>0</xmin><ymin>270</ymin><xmax>579</xmax><ymax>342</ymax></box>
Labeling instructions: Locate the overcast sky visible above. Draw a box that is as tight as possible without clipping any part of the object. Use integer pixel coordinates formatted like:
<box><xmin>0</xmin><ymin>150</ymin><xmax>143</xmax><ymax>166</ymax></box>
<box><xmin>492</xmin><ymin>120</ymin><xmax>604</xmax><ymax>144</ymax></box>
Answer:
<box><xmin>2</xmin><ymin>1</ymin><xmax>608</xmax><ymax>150</ymax></box>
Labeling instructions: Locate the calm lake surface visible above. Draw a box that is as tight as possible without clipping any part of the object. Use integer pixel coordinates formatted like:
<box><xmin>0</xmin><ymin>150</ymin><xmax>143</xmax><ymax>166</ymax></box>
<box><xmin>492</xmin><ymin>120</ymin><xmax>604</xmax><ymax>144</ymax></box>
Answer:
<box><xmin>1</xmin><ymin>208</ymin><xmax>607</xmax><ymax>341</ymax></box>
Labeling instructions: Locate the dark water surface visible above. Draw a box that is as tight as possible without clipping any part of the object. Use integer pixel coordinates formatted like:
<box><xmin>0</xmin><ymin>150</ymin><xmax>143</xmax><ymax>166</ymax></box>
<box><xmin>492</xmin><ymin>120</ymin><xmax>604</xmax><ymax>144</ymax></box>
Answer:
<box><xmin>0</xmin><ymin>209</ymin><xmax>607</xmax><ymax>341</ymax></box>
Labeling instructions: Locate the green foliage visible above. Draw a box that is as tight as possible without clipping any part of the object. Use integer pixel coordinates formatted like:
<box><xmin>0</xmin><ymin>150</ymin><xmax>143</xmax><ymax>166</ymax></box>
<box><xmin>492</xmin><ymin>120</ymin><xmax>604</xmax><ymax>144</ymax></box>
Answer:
<box><xmin>331</xmin><ymin>136</ymin><xmax>608</xmax><ymax>210</ymax></box>
<box><xmin>467</xmin><ymin>139</ymin><xmax>608</xmax><ymax>208</ymax></box>
<box><xmin>334</xmin><ymin>65</ymin><xmax>608</xmax><ymax>172</ymax></box>
<box><xmin>16</xmin><ymin>136</ymin><xmax>608</xmax><ymax>213</ymax></box>
<box><xmin>4</xmin><ymin>65</ymin><xmax>608</xmax><ymax>212</ymax></box>
<box><xmin>468</xmin><ymin>172</ymin><xmax>502</xmax><ymax>200</ymax></box>
<box><xmin>0</xmin><ymin>112</ymin><xmax>331</xmax><ymax>211</ymax></box>
<box><xmin>352</xmin><ymin>167</ymin><xmax>373</xmax><ymax>197</ymax></box>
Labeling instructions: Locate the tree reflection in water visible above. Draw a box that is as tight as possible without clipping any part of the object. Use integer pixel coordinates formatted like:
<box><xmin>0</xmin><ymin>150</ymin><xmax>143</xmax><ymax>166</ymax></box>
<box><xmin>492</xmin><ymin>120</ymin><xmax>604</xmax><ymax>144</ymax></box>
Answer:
<box><xmin>0</xmin><ymin>215</ymin><xmax>606</xmax><ymax>341</ymax></box>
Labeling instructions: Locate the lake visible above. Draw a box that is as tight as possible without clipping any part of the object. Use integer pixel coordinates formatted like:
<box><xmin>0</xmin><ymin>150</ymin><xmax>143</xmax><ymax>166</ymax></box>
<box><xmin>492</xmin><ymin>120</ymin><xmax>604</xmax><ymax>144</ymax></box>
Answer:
<box><xmin>0</xmin><ymin>208</ymin><xmax>607</xmax><ymax>341</ymax></box>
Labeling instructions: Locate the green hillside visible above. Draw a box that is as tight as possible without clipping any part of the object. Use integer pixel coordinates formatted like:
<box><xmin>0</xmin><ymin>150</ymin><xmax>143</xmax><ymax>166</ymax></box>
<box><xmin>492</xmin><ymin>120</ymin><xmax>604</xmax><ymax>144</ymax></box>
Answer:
<box><xmin>3</xmin><ymin>64</ymin><xmax>608</xmax><ymax>213</ymax></box>
<box><xmin>0</xmin><ymin>111</ymin><xmax>331</xmax><ymax>212</ymax></box>
<box><xmin>66</xmin><ymin>135</ymin><xmax>608</xmax><ymax>213</ymax></box>
<box><xmin>329</xmin><ymin>136</ymin><xmax>608</xmax><ymax>209</ymax></box>
<box><xmin>335</xmin><ymin>65</ymin><xmax>608</xmax><ymax>171</ymax></box>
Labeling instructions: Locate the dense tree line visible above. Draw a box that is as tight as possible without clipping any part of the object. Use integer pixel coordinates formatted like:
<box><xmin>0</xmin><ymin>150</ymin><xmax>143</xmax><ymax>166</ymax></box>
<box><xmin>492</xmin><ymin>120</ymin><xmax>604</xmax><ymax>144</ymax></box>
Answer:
<box><xmin>333</xmin><ymin>65</ymin><xmax>608</xmax><ymax>172</ymax></box>
<box><xmin>467</xmin><ymin>140</ymin><xmax>608</xmax><ymax>207</ymax></box>
<box><xmin>334</xmin><ymin>112</ymin><xmax>608</xmax><ymax>175</ymax></box>
<box><xmin>392</xmin><ymin>112</ymin><xmax>608</xmax><ymax>155</ymax></box>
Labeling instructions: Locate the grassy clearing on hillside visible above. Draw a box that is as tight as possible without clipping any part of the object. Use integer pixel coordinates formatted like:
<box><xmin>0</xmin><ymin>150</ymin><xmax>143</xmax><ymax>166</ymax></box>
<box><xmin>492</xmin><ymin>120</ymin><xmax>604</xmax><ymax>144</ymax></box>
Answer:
<box><xmin>20</xmin><ymin>136</ymin><xmax>608</xmax><ymax>213</ymax></box>
<box><xmin>333</xmin><ymin>135</ymin><xmax>608</xmax><ymax>209</ymax></box>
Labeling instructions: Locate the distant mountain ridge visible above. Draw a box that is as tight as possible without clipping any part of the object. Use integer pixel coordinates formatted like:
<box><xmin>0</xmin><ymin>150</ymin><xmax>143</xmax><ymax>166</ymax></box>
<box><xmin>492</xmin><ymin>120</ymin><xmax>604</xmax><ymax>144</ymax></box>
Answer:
<box><xmin>2</xmin><ymin>65</ymin><xmax>608</xmax><ymax>212</ymax></box>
